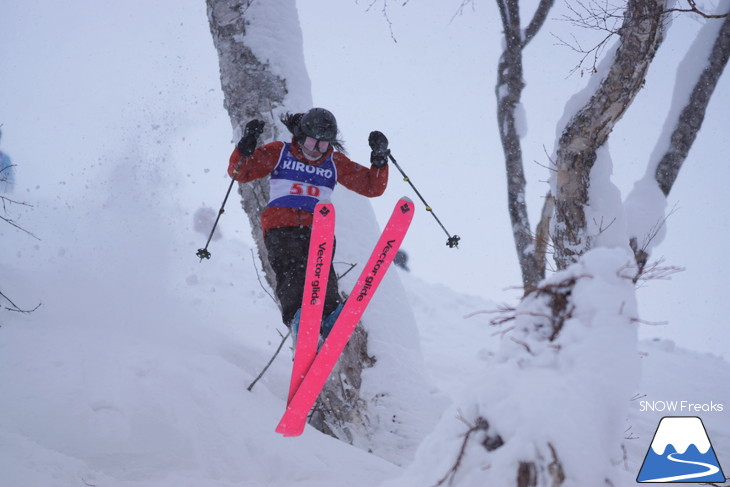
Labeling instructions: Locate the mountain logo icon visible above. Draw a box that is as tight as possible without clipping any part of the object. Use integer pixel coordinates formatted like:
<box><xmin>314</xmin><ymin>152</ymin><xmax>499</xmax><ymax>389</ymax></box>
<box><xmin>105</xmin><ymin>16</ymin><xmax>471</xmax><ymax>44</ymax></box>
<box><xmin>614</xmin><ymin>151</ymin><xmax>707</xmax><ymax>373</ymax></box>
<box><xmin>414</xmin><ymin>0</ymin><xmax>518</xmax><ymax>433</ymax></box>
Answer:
<box><xmin>637</xmin><ymin>416</ymin><xmax>725</xmax><ymax>483</ymax></box>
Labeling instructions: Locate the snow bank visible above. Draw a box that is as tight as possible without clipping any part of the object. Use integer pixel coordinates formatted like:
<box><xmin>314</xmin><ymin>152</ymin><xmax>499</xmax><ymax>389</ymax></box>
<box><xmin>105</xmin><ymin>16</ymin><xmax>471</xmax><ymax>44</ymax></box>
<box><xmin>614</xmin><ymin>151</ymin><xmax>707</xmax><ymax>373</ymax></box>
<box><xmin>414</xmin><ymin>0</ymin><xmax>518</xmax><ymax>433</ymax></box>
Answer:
<box><xmin>384</xmin><ymin>248</ymin><xmax>642</xmax><ymax>486</ymax></box>
<box><xmin>0</xmin><ymin>149</ymin><xmax>401</xmax><ymax>486</ymax></box>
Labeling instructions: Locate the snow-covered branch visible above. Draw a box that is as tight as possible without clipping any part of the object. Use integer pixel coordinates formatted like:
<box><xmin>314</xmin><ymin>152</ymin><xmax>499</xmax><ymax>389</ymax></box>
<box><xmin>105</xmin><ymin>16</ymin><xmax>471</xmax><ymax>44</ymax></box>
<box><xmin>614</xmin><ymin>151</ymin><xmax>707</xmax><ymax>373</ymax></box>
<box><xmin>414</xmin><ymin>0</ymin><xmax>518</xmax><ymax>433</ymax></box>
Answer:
<box><xmin>625</xmin><ymin>5</ymin><xmax>729</xmax><ymax>267</ymax></box>
<box><xmin>654</xmin><ymin>12</ymin><xmax>730</xmax><ymax>196</ymax></box>
<box><xmin>553</xmin><ymin>0</ymin><xmax>667</xmax><ymax>269</ymax></box>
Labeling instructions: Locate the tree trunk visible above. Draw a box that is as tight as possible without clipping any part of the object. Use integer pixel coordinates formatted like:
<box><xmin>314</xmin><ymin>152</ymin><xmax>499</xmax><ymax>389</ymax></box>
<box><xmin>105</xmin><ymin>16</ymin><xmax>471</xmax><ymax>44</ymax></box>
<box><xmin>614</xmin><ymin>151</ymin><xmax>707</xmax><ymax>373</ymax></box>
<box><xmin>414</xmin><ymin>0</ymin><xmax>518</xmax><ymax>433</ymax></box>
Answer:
<box><xmin>206</xmin><ymin>0</ymin><xmax>377</xmax><ymax>446</ymax></box>
<box><xmin>495</xmin><ymin>0</ymin><xmax>555</xmax><ymax>290</ymax></box>
<box><xmin>206</xmin><ymin>0</ymin><xmax>287</xmax><ymax>292</ymax></box>
<box><xmin>308</xmin><ymin>326</ymin><xmax>376</xmax><ymax>443</ymax></box>
<box><xmin>553</xmin><ymin>0</ymin><xmax>667</xmax><ymax>269</ymax></box>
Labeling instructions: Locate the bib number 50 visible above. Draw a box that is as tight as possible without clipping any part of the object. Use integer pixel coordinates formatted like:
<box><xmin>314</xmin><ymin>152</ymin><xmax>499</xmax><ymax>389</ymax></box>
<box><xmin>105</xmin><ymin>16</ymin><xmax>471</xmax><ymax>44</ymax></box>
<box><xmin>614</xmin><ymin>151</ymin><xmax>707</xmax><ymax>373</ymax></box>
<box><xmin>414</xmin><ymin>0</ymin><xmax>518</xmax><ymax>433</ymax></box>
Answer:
<box><xmin>290</xmin><ymin>183</ymin><xmax>320</xmax><ymax>197</ymax></box>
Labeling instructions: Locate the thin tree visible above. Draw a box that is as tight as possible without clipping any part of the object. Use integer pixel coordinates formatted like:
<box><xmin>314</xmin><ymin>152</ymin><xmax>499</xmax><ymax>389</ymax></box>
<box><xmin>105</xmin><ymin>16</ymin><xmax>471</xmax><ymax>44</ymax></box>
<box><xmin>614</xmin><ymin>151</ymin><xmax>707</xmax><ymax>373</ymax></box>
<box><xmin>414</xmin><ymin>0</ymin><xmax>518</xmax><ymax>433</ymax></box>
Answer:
<box><xmin>495</xmin><ymin>0</ymin><xmax>556</xmax><ymax>289</ymax></box>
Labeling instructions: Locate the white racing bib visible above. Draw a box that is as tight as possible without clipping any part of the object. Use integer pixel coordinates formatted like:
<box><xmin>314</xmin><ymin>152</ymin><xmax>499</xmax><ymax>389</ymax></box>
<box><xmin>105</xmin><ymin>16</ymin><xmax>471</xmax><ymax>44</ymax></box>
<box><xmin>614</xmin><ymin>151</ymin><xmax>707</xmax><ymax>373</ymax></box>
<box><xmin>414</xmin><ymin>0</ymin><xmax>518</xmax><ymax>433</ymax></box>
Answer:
<box><xmin>268</xmin><ymin>143</ymin><xmax>337</xmax><ymax>212</ymax></box>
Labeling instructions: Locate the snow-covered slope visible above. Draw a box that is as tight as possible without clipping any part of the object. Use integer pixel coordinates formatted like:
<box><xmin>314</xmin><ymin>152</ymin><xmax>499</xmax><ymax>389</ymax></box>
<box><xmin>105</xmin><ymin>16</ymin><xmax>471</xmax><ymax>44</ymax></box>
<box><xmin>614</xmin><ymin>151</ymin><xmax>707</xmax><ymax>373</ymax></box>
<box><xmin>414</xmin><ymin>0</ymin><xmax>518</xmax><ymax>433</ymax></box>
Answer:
<box><xmin>1</xmin><ymin>1</ymin><xmax>728</xmax><ymax>486</ymax></box>
<box><xmin>1</xmin><ymin>209</ymin><xmax>728</xmax><ymax>487</ymax></box>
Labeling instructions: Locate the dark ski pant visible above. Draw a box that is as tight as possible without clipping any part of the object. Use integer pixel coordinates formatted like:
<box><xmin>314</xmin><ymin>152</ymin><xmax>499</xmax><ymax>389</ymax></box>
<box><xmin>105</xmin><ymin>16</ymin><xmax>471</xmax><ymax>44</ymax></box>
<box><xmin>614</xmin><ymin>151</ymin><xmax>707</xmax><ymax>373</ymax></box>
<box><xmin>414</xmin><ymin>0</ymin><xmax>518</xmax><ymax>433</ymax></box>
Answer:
<box><xmin>264</xmin><ymin>226</ymin><xmax>342</xmax><ymax>327</ymax></box>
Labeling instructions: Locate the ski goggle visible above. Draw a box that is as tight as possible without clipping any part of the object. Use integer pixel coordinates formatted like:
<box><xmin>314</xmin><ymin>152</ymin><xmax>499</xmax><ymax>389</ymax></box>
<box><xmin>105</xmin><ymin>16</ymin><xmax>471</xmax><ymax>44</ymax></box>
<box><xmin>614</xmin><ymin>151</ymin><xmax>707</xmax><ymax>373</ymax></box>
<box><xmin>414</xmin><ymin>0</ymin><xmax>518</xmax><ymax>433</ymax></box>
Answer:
<box><xmin>302</xmin><ymin>136</ymin><xmax>330</xmax><ymax>153</ymax></box>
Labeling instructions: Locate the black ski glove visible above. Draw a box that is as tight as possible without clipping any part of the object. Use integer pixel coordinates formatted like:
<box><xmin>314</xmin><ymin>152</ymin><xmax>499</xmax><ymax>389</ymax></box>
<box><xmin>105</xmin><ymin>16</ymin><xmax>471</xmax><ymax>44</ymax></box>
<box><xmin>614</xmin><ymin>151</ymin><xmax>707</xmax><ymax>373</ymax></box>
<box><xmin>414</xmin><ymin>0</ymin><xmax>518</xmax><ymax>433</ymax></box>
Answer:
<box><xmin>368</xmin><ymin>130</ymin><xmax>390</xmax><ymax>168</ymax></box>
<box><xmin>236</xmin><ymin>119</ymin><xmax>265</xmax><ymax>156</ymax></box>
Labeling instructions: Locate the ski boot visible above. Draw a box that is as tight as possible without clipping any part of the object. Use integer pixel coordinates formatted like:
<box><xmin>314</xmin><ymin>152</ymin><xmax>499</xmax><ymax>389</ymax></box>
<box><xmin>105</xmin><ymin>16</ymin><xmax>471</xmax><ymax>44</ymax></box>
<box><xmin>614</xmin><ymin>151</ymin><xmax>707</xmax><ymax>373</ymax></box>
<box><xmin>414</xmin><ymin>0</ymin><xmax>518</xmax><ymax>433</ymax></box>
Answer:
<box><xmin>318</xmin><ymin>303</ymin><xmax>344</xmax><ymax>347</ymax></box>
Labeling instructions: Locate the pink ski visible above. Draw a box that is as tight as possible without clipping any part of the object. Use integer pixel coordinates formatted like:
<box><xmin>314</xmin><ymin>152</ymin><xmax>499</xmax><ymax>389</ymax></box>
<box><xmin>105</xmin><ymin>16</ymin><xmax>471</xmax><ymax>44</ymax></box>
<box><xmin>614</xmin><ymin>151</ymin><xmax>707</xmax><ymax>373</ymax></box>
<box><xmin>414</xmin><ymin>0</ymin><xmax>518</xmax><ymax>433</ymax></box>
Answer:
<box><xmin>286</xmin><ymin>202</ymin><xmax>336</xmax><ymax>404</ymax></box>
<box><xmin>276</xmin><ymin>197</ymin><xmax>415</xmax><ymax>436</ymax></box>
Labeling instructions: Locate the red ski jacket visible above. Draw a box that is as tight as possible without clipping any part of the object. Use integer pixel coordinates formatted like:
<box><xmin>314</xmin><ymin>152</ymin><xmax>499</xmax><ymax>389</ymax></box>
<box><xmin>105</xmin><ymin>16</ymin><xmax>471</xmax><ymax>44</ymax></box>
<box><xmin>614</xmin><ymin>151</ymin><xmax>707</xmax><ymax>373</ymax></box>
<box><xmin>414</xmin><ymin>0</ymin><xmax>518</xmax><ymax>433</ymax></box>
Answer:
<box><xmin>228</xmin><ymin>138</ymin><xmax>388</xmax><ymax>235</ymax></box>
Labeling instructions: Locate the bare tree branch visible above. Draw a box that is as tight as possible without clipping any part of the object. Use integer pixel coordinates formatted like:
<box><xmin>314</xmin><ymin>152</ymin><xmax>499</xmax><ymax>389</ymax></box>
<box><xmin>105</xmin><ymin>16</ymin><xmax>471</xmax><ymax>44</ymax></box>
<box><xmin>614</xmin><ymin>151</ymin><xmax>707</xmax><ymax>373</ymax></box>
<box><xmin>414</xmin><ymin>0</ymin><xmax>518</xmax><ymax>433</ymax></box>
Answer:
<box><xmin>364</xmin><ymin>0</ymin><xmax>399</xmax><ymax>42</ymax></box>
<box><xmin>552</xmin><ymin>1</ymin><xmax>625</xmax><ymax>76</ymax></box>
<box><xmin>1</xmin><ymin>195</ymin><xmax>40</xmax><ymax>240</ymax></box>
<box><xmin>0</xmin><ymin>289</ymin><xmax>41</xmax><ymax>314</ymax></box>
<box><xmin>629</xmin><ymin>204</ymin><xmax>678</xmax><ymax>278</ymax></box>
<box><xmin>633</xmin><ymin>258</ymin><xmax>684</xmax><ymax>284</ymax></box>
<box><xmin>666</xmin><ymin>0</ymin><xmax>730</xmax><ymax>19</ymax></box>
<box><xmin>246</xmin><ymin>327</ymin><xmax>291</xmax><ymax>391</ymax></box>
<box><xmin>451</xmin><ymin>0</ymin><xmax>476</xmax><ymax>22</ymax></box>
<box><xmin>250</xmin><ymin>248</ymin><xmax>278</xmax><ymax>306</ymax></box>
<box><xmin>431</xmin><ymin>414</ymin><xmax>503</xmax><ymax>487</ymax></box>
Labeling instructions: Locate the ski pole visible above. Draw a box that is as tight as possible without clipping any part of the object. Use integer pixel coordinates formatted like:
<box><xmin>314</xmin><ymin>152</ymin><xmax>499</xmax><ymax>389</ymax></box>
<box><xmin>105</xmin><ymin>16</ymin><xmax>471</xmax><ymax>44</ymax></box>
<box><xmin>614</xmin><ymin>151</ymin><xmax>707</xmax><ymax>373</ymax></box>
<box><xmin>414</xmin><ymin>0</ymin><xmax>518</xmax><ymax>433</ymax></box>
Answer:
<box><xmin>196</xmin><ymin>159</ymin><xmax>243</xmax><ymax>261</ymax></box>
<box><xmin>387</xmin><ymin>152</ymin><xmax>460</xmax><ymax>248</ymax></box>
<box><xmin>197</xmin><ymin>120</ymin><xmax>264</xmax><ymax>261</ymax></box>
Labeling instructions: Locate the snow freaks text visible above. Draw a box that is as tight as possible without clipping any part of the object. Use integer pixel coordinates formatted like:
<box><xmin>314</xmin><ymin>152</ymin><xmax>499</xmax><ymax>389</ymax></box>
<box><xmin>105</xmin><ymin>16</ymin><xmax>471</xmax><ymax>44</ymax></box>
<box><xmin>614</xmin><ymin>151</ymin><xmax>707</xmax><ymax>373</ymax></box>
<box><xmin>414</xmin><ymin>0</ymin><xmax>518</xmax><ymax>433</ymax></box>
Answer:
<box><xmin>639</xmin><ymin>400</ymin><xmax>724</xmax><ymax>413</ymax></box>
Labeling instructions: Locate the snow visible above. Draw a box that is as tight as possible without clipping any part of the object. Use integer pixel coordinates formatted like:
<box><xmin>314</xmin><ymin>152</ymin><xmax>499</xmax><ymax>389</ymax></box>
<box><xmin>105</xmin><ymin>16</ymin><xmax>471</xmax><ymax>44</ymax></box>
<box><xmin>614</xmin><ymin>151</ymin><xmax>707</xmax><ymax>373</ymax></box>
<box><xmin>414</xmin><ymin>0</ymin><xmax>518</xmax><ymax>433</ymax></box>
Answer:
<box><xmin>386</xmin><ymin>254</ymin><xmax>730</xmax><ymax>487</ymax></box>
<box><xmin>514</xmin><ymin>102</ymin><xmax>528</xmax><ymax>139</ymax></box>
<box><xmin>244</xmin><ymin>0</ymin><xmax>312</xmax><ymax>118</ymax></box>
<box><xmin>4</xmin><ymin>198</ymin><xmax>726</xmax><ymax>487</ymax></box>
<box><xmin>0</xmin><ymin>188</ymin><xmax>401</xmax><ymax>485</ymax></box>
<box><xmin>1</xmin><ymin>1</ymin><xmax>729</xmax><ymax>486</ymax></box>
<box><xmin>585</xmin><ymin>143</ymin><xmax>631</xmax><ymax>251</ymax></box>
<box><xmin>650</xmin><ymin>417</ymin><xmax>712</xmax><ymax>455</ymax></box>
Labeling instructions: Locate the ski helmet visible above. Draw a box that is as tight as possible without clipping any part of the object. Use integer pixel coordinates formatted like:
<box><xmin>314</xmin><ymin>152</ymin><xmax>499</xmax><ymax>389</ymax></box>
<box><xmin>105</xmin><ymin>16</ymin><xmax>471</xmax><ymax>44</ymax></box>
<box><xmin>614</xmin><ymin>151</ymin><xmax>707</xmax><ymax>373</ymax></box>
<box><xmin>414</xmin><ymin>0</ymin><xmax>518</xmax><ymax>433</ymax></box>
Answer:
<box><xmin>299</xmin><ymin>108</ymin><xmax>338</xmax><ymax>142</ymax></box>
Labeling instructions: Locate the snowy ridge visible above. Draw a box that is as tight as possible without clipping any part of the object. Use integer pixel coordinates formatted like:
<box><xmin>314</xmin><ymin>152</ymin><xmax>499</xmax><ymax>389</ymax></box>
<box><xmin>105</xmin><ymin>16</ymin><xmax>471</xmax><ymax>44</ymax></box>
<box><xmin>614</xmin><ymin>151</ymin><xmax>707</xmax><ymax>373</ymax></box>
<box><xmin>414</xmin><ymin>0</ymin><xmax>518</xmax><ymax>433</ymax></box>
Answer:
<box><xmin>650</xmin><ymin>417</ymin><xmax>711</xmax><ymax>455</ymax></box>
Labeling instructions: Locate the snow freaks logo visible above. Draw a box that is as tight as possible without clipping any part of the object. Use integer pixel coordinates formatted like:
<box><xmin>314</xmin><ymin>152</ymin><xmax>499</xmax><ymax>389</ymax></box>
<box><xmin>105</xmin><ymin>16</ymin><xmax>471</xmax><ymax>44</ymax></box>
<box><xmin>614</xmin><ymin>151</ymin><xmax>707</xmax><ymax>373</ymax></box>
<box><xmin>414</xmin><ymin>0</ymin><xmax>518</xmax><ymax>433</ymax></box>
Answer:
<box><xmin>637</xmin><ymin>416</ymin><xmax>725</xmax><ymax>483</ymax></box>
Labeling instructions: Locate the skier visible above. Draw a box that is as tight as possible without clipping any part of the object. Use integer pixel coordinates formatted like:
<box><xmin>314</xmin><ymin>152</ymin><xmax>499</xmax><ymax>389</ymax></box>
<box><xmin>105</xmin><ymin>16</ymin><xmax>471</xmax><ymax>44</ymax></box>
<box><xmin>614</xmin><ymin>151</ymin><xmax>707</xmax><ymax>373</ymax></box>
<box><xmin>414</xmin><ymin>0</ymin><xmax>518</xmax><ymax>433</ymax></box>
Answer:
<box><xmin>227</xmin><ymin>108</ymin><xmax>390</xmax><ymax>341</ymax></box>
<box><xmin>0</xmin><ymin>128</ymin><xmax>15</xmax><ymax>193</ymax></box>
